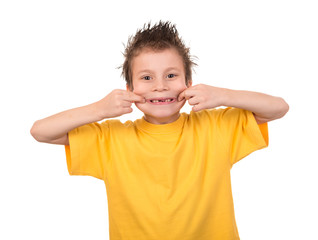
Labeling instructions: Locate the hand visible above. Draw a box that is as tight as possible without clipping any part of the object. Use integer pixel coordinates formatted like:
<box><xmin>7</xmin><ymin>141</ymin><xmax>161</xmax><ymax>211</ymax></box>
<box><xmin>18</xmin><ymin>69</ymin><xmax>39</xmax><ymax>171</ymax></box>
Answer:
<box><xmin>96</xmin><ymin>89</ymin><xmax>145</xmax><ymax>119</ymax></box>
<box><xmin>178</xmin><ymin>84</ymin><xmax>226</xmax><ymax>112</ymax></box>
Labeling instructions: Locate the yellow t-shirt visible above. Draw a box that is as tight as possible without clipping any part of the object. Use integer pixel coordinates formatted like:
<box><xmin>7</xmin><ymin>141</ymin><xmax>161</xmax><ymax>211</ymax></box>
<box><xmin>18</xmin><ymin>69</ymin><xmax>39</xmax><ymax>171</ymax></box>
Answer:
<box><xmin>65</xmin><ymin>107</ymin><xmax>268</xmax><ymax>240</ymax></box>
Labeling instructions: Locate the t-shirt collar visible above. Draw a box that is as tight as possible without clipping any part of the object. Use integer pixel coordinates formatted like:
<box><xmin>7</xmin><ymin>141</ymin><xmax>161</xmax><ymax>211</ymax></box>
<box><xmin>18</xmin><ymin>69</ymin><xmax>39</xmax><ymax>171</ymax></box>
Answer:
<box><xmin>135</xmin><ymin>113</ymin><xmax>186</xmax><ymax>134</ymax></box>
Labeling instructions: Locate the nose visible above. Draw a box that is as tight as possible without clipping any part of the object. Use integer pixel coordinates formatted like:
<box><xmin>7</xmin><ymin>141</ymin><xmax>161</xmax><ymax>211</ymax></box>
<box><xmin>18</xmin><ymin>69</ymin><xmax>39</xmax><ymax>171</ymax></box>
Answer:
<box><xmin>152</xmin><ymin>79</ymin><xmax>169</xmax><ymax>92</ymax></box>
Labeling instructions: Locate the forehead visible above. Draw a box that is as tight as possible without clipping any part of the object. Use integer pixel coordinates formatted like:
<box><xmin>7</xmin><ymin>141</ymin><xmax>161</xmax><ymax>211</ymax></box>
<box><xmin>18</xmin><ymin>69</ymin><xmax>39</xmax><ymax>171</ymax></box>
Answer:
<box><xmin>131</xmin><ymin>47</ymin><xmax>184</xmax><ymax>74</ymax></box>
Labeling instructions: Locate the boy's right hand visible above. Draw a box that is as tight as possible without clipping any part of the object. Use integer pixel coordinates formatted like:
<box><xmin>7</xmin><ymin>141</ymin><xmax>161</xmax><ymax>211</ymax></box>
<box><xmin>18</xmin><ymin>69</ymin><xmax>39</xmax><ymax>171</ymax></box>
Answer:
<box><xmin>95</xmin><ymin>89</ymin><xmax>145</xmax><ymax>120</ymax></box>
<box><xmin>30</xmin><ymin>89</ymin><xmax>145</xmax><ymax>145</ymax></box>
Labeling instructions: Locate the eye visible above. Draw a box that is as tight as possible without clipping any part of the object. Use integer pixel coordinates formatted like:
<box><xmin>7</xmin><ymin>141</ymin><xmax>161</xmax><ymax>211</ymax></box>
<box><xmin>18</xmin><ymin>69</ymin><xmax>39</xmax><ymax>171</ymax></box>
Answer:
<box><xmin>142</xmin><ymin>76</ymin><xmax>152</xmax><ymax>80</ymax></box>
<box><xmin>167</xmin><ymin>74</ymin><xmax>176</xmax><ymax>79</ymax></box>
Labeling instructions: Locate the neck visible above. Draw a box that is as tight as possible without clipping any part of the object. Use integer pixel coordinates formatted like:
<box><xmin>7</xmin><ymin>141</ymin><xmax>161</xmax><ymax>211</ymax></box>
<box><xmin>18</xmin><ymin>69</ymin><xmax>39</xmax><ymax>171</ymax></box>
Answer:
<box><xmin>143</xmin><ymin>113</ymin><xmax>180</xmax><ymax>125</ymax></box>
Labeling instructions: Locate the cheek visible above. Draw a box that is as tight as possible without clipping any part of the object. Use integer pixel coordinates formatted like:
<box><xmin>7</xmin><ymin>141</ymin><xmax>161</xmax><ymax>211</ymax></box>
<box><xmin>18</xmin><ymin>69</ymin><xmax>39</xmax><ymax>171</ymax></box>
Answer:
<box><xmin>132</xmin><ymin>88</ymin><xmax>143</xmax><ymax>97</ymax></box>
<box><xmin>132</xmin><ymin>84</ymin><xmax>147</xmax><ymax>96</ymax></box>
<box><xmin>134</xmin><ymin>102</ymin><xmax>142</xmax><ymax>110</ymax></box>
<box><xmin>174</xmin><ymin>82</ymin><xmax>188</xmax><ymax>94</ymax></box>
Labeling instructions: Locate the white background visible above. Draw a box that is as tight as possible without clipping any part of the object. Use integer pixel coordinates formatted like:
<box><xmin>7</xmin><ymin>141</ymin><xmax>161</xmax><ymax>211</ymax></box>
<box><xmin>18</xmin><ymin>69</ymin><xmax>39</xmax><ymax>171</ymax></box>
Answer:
<box><xmin>1</xmin><ymin>0</ymin><xmax>317</xmax><ymax>239</ymax></box>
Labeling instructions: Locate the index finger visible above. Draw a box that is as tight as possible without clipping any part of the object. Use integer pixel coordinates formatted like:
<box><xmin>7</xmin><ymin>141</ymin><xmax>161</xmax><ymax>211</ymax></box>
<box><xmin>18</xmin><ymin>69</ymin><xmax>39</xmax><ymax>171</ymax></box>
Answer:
<box><xmin>178</xmin><ymin>90</ymin><xmax>186</xmax><ymax>101</ymax></box>
<box><xmin>178</xmin><ymin>89</ymin><xmax>195</xmax><ymax>101</ymax></box>
<box><xmin>125</xmin><ymin>91</ymin><xmax>146</xmax><ymax>103</ymax></box>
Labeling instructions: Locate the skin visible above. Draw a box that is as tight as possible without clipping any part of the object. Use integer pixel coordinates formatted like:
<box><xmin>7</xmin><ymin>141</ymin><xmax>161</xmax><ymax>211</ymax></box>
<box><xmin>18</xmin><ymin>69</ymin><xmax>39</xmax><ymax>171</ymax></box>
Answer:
<box><xmin>177</xmin><ymin>83</ymin><xmax>289</xmax><ymax>124</ymax></box>
<box><xmin>130</xmin><ymin>47</ymin><xmax>191</xmax><ymax>124</ymax></box>
<box><xmin>129</xmin><ymin>47</ymin><xmax>289</xmax><ymax>125</ymax></box>
<box><xmin>30</xmin><ymin>47</ymin><xmax>289</xmax><ymax>145</ymax></box>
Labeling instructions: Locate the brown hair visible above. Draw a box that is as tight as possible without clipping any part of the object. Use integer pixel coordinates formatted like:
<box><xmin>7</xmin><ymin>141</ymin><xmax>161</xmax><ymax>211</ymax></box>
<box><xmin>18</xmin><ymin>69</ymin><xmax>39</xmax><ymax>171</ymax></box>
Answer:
<box><xmin>120</xmin><ymin>21</ymin><xmax>197</xmax><ymax>90</ymax></box>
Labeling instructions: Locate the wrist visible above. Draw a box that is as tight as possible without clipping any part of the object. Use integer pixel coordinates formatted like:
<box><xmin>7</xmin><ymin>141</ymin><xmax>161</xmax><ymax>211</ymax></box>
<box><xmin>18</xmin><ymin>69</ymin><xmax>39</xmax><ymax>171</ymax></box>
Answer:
<box><xmin>219</xmin><ymin>87</ymin><xmax>232</xmax><ymax>107</ymax></box>
<box><xmin>90</xmin><ymin>101</ymin><xmax>107</xmax><ymax>122</ymax></box>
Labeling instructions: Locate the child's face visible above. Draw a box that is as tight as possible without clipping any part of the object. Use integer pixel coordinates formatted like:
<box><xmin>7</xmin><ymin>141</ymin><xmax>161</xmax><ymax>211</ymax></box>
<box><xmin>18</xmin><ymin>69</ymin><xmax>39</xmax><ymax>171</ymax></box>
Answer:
<box><xmin>130</xmin><ymin>47</ymin><xmax>191</xmax><ymax>124</ymax></box>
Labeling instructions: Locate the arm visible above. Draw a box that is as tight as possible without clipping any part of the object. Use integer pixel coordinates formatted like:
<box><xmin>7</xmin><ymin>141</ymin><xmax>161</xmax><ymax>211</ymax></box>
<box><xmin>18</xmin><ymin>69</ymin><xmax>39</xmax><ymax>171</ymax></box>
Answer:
<box><xmin>30</xmin><ymin>103</ymin><xmax>101</xmax><ymax>145</ymax></box>
<box><xmin>222</xmin><ymin>88</ymin><xmax>289</xmax><ymax>124</ymax></box>
<box><xmin>30</xmin><ymin>90</ymin><xmax>145</xmax><ymax>145</ymax></box>
<box><xmin>178</xmin><ymin>84</ymin><xmax>289</xmax><ymax>124</ymax></box>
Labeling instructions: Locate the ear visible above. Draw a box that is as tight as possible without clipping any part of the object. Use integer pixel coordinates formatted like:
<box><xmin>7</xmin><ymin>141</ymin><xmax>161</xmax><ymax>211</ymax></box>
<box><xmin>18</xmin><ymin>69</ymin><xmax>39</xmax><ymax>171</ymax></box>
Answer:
<box><xmin>187</xmin><ymin>80</ymin><xmax>192</xmax><ymax>88</ymax></box>
<box><xmin>126</xmin><ymin>84</ymin><xmax>133</xmax><ymax>92</ymax></box>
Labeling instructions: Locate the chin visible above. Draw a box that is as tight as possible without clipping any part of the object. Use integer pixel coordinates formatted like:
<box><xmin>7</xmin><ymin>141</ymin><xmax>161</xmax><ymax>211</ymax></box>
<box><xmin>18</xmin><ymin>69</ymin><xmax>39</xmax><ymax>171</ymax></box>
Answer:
<box><xmin>135</xmin><ymin>101</ymin><xmax>185</xmax><ymax>122</ymax></box>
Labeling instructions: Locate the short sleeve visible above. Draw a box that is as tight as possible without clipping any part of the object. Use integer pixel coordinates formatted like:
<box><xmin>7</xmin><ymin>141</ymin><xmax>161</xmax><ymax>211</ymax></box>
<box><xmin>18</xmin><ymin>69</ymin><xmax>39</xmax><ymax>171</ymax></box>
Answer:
<box><xmin>214</xmin><ymin>107</ymin><xmax>269</xmax><ymax>166</ymax></box>
<box><xmin>64</xmin><ymin>121</ymin><xmax>110</xmax><ymax>180</ymax></box>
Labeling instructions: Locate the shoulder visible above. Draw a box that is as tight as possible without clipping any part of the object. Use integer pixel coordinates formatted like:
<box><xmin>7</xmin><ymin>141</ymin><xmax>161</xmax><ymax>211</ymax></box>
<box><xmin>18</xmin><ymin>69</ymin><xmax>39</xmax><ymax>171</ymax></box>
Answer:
<box><xmin>187</xmin><ymin>107</ymin><xmax>238</xmax><ymax>121</ymax></box>
<box><xmin>102</xmin><ymin>119</ymin><xmax>132</xmax><ymax>127</ymax></box>
<box><xmin>186</xmin><ymin>107</ymin><xmax>253</xmax><ymax>128</ymax></box>
<box><xmin>71</xmin><ymin>119</ymin><xmax>134</xmax><ymax>136</ymax></box>
<box><xmin>100</xmin><ymin>119</ymin><xmax>136</xmax><ymax>132</ymax></box>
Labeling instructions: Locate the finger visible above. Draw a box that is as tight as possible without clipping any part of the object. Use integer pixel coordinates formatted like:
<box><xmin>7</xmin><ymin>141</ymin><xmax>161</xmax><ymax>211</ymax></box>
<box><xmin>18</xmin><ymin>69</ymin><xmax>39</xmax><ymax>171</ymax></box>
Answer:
<box><xmin>124</xmin><ymin>92</ymin><xmax>146</xmax><ymax>103</ymax></box>
<box><xmin>122</xmin><ymin>106</ymin><xmax>133</xmax><ymax>114</ymax></box>
<box><xmin>178</xmin><ymin>91</ymin><xmax>186</xmax><ymax>101</ymax></box>
<box><xmin>192</xmin><ymin>104</ymin><xmax>204</xmax><ymax>112</ymax></box>
<box><xmin>122</xmin><ymin>101</ymin><xmax>132</xmax><ymax>108</ymax></box>
<box><xmin>178</xmin><ymin>89</ymin><xmax>197</xmax><ymax>101</ymax></box>
<box><xmin>188</xmin><ymin>96</ymin><xmax>201</xmax><ymax>106</ymax></box>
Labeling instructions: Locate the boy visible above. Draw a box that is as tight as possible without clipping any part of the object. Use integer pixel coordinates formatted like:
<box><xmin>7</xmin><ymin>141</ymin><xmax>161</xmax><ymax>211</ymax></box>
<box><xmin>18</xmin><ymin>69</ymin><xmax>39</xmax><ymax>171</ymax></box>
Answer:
<box><xmin>31</xmin><ymin>21</ymin><xmax>289</xmax><ymax>240</ymax></box>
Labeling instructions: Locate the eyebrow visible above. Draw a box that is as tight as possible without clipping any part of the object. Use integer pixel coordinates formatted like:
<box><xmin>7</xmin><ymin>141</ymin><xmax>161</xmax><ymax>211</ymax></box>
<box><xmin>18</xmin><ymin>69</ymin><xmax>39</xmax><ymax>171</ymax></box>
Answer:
<box><xmin>137</xmin><ymin>67</ymin><xmax>181</xmax><ymax>75</ymax></box>
<box><xmin>136</xmin><ymin>69</ymin><xmax>154</xmax><ymax>75</ymax></box>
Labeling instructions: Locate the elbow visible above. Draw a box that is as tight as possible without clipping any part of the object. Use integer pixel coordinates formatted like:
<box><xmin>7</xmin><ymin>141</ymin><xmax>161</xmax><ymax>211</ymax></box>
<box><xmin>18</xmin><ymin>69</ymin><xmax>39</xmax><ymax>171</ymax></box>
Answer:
<box><xmin>264</xmin><ymin>97</ymin><xmax>289</xmax><ymax>122</ymax></box>
<box><xmin>30</xmin><ymin>121</ymin><xmax>39</xmax><ymax>141</ymax></box>
<box><xmin>276</xmin><ymin>97</ymin><xmax>289</xmax><ymax>119</ymax></box>
<box><xmin>30</xmin><ymin>121</ymin><xmax>44</xmax><ymax>142</ymax></box>
<box><xmin>254</xmin><ymin>97</ymin><xmax>289</xmax><ymax>123</ymax></box>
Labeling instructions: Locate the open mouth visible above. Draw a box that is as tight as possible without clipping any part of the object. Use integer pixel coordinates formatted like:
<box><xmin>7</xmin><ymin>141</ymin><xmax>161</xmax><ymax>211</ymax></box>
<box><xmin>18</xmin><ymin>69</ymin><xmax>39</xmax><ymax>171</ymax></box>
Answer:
<box><xmin>147</xmin><ymin>98</ymin><xmax>176</xmax><ymax>105</ymax></box>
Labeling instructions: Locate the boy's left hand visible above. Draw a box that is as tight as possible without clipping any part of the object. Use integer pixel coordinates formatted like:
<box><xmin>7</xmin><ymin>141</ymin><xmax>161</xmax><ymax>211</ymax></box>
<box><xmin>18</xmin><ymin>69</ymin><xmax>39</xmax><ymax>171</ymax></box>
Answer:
<box><xmin>178</xmin><ymin>84</ymin><xmax>226</xmax><ymax>112</ymax></box>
